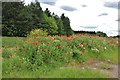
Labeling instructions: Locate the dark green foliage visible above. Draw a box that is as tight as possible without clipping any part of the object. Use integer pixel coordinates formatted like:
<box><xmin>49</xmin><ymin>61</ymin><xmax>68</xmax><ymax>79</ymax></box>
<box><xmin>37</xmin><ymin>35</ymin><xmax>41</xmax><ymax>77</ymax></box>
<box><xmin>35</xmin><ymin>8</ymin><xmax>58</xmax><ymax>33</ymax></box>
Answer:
<box><xmin>45</xmin><ymin>8</ymin><xmax>52</xmax><ymax>17</ymax></box>
<box><xmin>74</xmin><ymin>31</ymin><xmax>96</xmax><ymax>35</ymax></box>
<box><xmin>74</xmin><ymin>31</ymin><xmax>108</xmax><ymax>37</ymax></box>
<box><xmin>112</xmin><ymin>35</ymin><xmax>120</xmax><ymax>38</ymax></box>
<box><xmin>15</xmin><ymin>5</ymin><xmax>34</xmax><ymax>37</ymax></box>
<box><xmin>61</xmin><ymin>13</ymin><xmax>74</xmax><ymax>36</ymax></box>
<box><xmin>2</xmin><ymin>1</ymin><xmax>73</xmax><ymax>37</ymax></box>
<box><xmin>54</xmin><ymin>15</ymin><xmax>65</xmax><ymax>35</ymax></box>
<box><xmin>2</xmin><ymin>2</ymin><xmax>25</xmax><ymax>36</ymax></box>
<box><xmin>96</xmin><ymin>31</ymin><xmax>107</xmax><ymax>37</ymax></box>
<box><xmin>2</xmin><ymin>1</ymin><xmax>43</xmax><ymax>37</ymax></box>
<box><xmin>28</xmin><ymin>1</ymin><xmax>43</xmax><ymax>29</ymax></box>
<box><xmin>41</xmin><ymin>13</ymin><xmax>58</xmax><ymax>35</ymax></box>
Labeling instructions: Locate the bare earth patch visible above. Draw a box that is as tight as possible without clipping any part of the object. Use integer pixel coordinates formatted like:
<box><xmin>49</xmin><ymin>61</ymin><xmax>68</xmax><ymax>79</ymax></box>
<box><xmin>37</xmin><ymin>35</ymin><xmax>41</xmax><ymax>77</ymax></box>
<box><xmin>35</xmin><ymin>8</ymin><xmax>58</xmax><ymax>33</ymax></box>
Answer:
<box><xmin>68</xmin><ymin>58</ymin><xmax>119</xmax><ymax>78</ymax></box>
<box><xmin>81</xmin><ymin>59</ymin><xmax>119</xmax><ymax>78</ymax></box>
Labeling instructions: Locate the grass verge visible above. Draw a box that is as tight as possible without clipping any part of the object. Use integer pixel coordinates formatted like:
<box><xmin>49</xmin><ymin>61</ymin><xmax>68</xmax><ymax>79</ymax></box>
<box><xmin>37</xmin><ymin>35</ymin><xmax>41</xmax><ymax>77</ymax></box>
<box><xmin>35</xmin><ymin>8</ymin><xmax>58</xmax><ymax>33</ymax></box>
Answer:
<box><xmin>3</xmin><ymin>66</ymin><xmax>109</xmax><ymax>78</ymax></box>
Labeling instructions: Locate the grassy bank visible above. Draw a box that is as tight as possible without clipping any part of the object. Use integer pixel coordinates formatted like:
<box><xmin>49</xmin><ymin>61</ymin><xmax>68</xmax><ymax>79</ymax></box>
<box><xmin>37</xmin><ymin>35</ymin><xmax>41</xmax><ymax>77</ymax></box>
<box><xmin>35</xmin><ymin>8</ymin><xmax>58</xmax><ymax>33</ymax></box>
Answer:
<box><xmin>1</xmin><ymin>34</ymin><xmax>119</xmax><ymax>78</ymax></box>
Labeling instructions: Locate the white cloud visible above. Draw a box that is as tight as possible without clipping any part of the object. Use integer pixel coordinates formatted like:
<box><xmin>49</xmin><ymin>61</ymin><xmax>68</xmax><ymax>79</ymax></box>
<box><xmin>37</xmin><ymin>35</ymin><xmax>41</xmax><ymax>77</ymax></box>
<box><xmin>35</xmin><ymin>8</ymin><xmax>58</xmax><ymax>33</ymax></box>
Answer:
<box><xmin>101</xmin><ymin>0</ymin><xmax>119</xmax><ymax>2</ymax></box>
<box><xmin>24</xmin><ymin>0</ymin><xmax>118</xmax><ymax>36</ymax></box>
<box><xmin>23</xmin><ymin>0</ymin><xmax>32</xmax><ymax>5</ymax></box>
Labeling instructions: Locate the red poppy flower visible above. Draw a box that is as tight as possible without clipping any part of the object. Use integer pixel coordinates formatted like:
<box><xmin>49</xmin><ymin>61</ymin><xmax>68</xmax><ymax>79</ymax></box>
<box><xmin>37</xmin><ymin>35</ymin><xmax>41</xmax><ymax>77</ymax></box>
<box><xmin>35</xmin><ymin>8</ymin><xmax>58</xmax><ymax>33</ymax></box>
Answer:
<box><xmin>37</xmin><ymin>40</ymin><xmax>40</xmax><ymax>42</ymax></box>
<box><xmin>15</xmin><ymin>46</ymin><xmax>18</xmax><ymax>49</ymax></box>
<box><xmin>35</xmin><ymin>38</ymin><xmax>39</xmax><ymax>40</ymax></box>
<box><xmin>81</xmin><ymin>49</ymin><xmax>85</xmax><ymax>53</ymax></box>
<box><xmin>80</xmin><ymin>34</ymin><xmax>82</xmax><ymax>36</ymax></box>
<box><xmin>109</xmin><ymin>40</ymin><xmax>113</xmax><ymax>44</ymax></box>
<box><xmin>54</xmin><ymin>38</ymin><xmax>56</xmax><ymax>40</ymax></box>
<box><xmin>31</xmin><ymin>42</ymin><xmax>35</xmax><ymax>45</ymax></box>
<box><xmin>79</xmin><ymin>44</ymin><xmax>83</xmax><ymax>47</ymax></box>
<box><xmin>44</xmin><ymin>40</ymin><xmax>46</xmax><ymax>42</ymax></box>
<box><xmin>47</xmin><ymin>42</ymin><xmax>50</xmax><ymax>44</ymax></box>
<box><xmin>80</xmin><ymin>54</ymin><xmax>82</xmax><ymax>56</ymax></box>
<box><xmin>10</xmin><ymin>54</ymin><xmax>12</xmax><ymax>58</ymax></box>
<box><xmin>48</xmin><ymin>52</ymin><xmax>51</xmax><ymax>54</ymax></box>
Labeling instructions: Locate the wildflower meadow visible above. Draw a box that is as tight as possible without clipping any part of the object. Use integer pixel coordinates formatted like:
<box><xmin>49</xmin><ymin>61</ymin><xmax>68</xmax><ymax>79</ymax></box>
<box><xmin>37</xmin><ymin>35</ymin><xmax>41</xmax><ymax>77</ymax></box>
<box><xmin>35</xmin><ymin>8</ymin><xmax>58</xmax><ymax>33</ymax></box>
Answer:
<box><xmin>1</xmin><ymin>34</ymin><xmax>119</xmax><ymax>78</ymax></box>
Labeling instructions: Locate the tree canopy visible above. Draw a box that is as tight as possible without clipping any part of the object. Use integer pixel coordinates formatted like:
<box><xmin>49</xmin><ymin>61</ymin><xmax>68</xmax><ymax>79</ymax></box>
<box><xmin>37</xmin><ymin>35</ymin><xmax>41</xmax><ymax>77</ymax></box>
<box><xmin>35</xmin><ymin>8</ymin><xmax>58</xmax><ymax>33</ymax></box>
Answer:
<box><xmin>2</xmin><ymin>1</ymin><xmax>74</xmax><ymax>37</ymax></box>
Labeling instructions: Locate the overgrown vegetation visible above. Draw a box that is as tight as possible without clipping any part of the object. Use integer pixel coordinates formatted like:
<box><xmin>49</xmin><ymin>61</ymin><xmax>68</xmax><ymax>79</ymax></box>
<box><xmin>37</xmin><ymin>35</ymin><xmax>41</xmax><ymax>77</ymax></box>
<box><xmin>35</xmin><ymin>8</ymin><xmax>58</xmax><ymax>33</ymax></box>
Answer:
<box><xmin>1</xmin><ymin>0</ymin><xmax>119</xmax><ymax>78</ymax></box>
<box><xmin>28</xmin><ymin>29</ymin><xmax>48</xmax><ymax>37</ymax></box>
<box><xmin>2</xmin><ymin>34</ymin><xmax>118</xmax><ymax>78</ymax></box>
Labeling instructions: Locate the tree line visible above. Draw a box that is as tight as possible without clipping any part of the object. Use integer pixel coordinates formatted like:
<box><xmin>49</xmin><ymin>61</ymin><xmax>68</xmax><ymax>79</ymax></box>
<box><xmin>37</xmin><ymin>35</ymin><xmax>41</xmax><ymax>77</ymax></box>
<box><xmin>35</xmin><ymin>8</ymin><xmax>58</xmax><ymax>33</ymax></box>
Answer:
<box><xmin>74</xmin><ymin>31</ymin><xmax>107</xmax><ymax>37</ymax></box>
<box><xmin>2</xmin><ymin>0</ymin><xmax>109</xmax><ymax>37</ymax></box>
<box><xmin>2</xmin><ymin>0</ymin><xmax>74</xmax><ymax>37</ymax></box>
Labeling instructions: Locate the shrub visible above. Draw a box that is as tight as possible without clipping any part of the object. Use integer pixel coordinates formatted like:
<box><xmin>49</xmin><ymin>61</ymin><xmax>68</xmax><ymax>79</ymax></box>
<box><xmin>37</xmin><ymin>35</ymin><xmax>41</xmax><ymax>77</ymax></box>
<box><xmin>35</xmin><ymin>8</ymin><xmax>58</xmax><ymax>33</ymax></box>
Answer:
<box><xmin>28</xmin><ymin>29</ymin><xmax>48</xmax><ymax>37</ymax></box>
<box><xmin>96</xmin><ymin>31</ymin><xmax>107</xmax><ymax>37</ymax></box>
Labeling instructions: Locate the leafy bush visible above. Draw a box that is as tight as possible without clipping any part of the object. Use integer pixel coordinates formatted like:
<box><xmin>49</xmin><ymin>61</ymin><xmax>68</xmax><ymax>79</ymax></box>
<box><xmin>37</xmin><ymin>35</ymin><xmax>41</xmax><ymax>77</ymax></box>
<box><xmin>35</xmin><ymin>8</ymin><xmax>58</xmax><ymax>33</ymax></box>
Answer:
<box><xmin>28</xmin><ymin>29</ymin><xmax>48</xmax><ymax>37</ymax></box>
<box><xmin>96</xmin><ymin>31</ymin><xmax>107</xmax><ymax>37</ymax></box>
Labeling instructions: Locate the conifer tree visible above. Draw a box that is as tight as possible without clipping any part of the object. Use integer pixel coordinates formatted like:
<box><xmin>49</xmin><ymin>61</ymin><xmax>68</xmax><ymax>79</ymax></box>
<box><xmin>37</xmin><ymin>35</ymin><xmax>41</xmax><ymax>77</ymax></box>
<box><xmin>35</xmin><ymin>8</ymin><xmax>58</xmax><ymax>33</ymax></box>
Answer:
<box><xmin>61</xmin><ymin>13</ymin><xmax>74</xmax><ymax>36</ymax></box>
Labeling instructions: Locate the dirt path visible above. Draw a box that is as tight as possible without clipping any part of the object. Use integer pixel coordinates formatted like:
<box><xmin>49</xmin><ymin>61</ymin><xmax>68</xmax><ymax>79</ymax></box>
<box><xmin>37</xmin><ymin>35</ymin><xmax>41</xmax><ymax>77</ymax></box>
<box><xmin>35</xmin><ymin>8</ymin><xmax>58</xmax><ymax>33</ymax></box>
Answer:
<box><xmin>79</xmin><ymin>59</ymin><xmax>119</xmax><ymax>78</ymax></box>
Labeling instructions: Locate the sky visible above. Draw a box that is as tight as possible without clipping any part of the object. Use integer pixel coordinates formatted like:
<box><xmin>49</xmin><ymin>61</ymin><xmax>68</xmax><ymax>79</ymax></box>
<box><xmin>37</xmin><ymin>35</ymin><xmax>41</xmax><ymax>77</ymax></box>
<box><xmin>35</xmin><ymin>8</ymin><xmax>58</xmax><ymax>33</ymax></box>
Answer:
<box><xmin>24</xmin><ymin>0</ymin><xmax>119</xmax><ymax>36</ymax></box>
